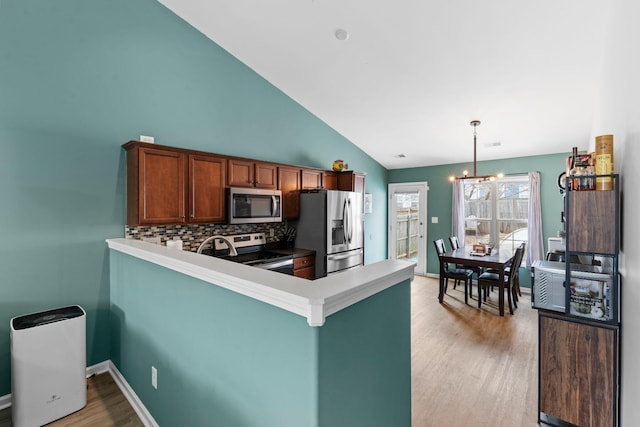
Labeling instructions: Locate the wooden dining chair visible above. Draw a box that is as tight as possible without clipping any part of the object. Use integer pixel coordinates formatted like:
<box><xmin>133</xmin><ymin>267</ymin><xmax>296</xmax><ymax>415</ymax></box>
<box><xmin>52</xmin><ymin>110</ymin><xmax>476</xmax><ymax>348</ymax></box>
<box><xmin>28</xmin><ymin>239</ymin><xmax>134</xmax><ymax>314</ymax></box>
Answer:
<box><xmin>477</xmin><ymin>243</ymin><xmax>525</xmax><ymax>315</ymax></box>
<box><xmin>449</xmin><ymin>235</ymin><xmax>483</xmax><ymax>279</ymax></box>
<box><xmin>434</xmin><ymin>239</ymin><xmax>474</xmax><ymax>304</ymax></box>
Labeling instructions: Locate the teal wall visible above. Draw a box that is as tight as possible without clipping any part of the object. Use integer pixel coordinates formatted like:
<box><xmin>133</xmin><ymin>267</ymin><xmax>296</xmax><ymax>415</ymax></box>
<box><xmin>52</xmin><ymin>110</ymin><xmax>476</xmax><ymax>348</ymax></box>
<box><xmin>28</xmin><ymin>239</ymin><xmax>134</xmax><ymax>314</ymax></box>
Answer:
<box><xmin>110</xmin><ymin>250</ymin><xmax>411</xmax><ymax>426</ymax></box>
<box><xmin>0</xmin><ymin>0</ymin><xmax>387</xmax><ymax>396</ymax></box>
<box><xmin>388</xmin><ymin>153</ymin><xmax>569</xmax><ymax>283</ymax></box>
<box><xmin>318</xmin><ymin>279</ymin><xmax>411</xmax><ymax>427</ymax></box>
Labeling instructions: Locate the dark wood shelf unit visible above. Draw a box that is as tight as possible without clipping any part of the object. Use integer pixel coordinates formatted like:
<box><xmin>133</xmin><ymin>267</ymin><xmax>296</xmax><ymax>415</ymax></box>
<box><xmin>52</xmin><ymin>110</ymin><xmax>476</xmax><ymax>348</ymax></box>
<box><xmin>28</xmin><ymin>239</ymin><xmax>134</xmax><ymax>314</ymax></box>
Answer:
<box><xmin>538</xmin><ymin>174</ymin><xmax>620</xmax><ymax>427</ymax></box>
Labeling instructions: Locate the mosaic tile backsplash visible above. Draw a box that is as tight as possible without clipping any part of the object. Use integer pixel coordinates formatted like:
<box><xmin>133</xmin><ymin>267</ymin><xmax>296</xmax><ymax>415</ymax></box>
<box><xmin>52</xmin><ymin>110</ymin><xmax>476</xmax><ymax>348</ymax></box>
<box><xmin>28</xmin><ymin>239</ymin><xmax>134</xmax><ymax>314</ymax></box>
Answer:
<box><xmin>125</xmin><ymin>223</ymin><xmax>288</xmax><ymax>252</ymax></box>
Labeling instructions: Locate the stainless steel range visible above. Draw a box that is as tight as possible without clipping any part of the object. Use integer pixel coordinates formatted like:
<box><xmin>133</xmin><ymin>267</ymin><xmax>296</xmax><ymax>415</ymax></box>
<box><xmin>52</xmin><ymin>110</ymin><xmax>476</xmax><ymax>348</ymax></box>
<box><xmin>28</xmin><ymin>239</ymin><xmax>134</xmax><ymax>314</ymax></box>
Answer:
<box><xmin>198</xmin><ymin>233</ymin><xmax>294</xmax><ymax>275</ymax></box>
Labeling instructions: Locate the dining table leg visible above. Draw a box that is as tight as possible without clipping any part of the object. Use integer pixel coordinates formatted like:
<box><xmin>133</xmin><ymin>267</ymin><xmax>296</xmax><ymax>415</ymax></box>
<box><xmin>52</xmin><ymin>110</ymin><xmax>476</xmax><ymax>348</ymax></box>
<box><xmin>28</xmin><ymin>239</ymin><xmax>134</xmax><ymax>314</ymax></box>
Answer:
<box><xmin>498</xmin><ymin>269</ymin><xmax>505</xmax><ymax>316</ymax></box>
<box><xmin>438</xmin><ymin>259</ymin><xmax>445</xmax><ymax>303</ymax></box>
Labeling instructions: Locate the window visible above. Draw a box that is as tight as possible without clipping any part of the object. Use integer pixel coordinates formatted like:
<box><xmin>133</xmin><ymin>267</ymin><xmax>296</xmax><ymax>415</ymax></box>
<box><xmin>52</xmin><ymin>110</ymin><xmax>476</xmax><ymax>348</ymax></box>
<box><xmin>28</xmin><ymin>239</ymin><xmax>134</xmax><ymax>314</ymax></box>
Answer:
<box><xmin>463</xmin><ymin>176</ymin><xmax>529</xmax><ymax>259</ymax></box>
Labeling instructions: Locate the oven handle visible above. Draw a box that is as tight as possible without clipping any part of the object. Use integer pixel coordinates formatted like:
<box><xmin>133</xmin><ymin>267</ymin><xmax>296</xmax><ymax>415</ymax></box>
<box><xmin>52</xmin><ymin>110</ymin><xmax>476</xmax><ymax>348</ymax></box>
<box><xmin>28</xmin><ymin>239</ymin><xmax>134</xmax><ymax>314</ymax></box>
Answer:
<box><xmin>254</xmin><ymin>259</ymin><xmax>294</xmax><ymax>270</ymax></box>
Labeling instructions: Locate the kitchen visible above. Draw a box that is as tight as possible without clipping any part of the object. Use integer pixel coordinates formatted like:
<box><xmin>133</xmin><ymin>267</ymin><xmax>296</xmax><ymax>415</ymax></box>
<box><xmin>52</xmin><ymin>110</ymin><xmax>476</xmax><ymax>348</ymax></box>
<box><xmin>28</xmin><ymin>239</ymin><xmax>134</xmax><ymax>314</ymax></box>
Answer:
<box><xmin>1</xmin><ymin>1</ymin><xmax>639</xmax><ymax>427</ymax></box>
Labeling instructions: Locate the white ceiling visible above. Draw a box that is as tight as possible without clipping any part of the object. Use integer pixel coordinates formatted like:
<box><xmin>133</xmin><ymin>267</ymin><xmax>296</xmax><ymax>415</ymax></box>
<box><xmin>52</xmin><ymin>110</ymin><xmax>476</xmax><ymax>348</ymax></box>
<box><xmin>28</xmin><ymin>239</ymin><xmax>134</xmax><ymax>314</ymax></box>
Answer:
<box><xmin>158</xmin><ymin>0</ymin><xmax>611</xmax><ymax>169</ymax></box>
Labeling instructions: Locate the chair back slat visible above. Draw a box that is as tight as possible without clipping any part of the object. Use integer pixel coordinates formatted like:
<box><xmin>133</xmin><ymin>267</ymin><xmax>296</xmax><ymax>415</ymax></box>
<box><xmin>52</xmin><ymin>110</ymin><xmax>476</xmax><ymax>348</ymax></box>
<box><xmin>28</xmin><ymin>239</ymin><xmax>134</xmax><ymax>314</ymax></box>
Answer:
<box><xmin>434</xmin><ymin>239</ymin><xmax>447</xmax><ymax>257</ymax></box>
<box><xmin>449</xmin><ymin>236</ymin><xmax>460</xmax><ymax>250</ymax></box>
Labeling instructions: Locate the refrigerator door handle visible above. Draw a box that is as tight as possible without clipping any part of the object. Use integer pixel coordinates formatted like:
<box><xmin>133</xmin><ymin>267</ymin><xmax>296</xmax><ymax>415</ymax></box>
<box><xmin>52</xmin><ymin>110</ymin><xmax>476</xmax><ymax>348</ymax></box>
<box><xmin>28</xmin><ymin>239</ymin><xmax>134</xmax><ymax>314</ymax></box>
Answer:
<box><xmin>347</xmin><ymin>198</ymin><xmax>353</xmax><ymax>243</ymax></box>
<box><xmin>328</xmin><ymin>249</ymin><xmax>363</xmax><ymax>261</ymax></box>
<box><xmin>342</xmin><ymin>199</ymin><xmax>349</xmax><ymax>244</ymax></box>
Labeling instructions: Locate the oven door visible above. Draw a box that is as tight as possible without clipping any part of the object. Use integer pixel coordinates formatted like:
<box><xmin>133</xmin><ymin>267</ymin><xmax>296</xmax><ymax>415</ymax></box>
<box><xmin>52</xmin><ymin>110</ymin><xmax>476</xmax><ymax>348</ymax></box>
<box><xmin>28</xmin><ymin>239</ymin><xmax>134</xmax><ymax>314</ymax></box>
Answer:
<box><xmin>253</xmin><ymin>258</ymin><xmax>294</xmax><ymax>275</ymax></box>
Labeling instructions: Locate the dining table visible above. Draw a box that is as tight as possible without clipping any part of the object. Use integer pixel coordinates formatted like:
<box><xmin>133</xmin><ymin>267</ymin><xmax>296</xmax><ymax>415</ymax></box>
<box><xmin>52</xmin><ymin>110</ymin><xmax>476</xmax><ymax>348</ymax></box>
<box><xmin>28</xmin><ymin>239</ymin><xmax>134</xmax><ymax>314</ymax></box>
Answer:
<box><xmin>438</xmin><ymin>246</ymin><xmax>516</xmax><ymax>316</ymax></box>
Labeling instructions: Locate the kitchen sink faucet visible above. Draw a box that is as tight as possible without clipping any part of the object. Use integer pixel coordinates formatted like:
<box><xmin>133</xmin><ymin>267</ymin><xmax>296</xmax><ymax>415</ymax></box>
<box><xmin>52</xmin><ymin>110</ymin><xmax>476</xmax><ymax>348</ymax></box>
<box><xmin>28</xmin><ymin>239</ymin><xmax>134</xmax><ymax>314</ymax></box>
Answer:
<box><xmin>197</xmin><ymin>235</ymin><xmax>238</xmax><ymax>256</ymax></box>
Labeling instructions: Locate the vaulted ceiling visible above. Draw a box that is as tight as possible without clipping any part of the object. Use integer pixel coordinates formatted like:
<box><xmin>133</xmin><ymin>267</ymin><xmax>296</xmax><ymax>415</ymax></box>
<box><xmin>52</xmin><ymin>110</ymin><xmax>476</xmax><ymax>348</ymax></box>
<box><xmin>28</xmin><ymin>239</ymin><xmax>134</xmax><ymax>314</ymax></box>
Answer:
<box><xmin>158</xmin><ymin>0</ymin><xmax>610</xmax><ymax>169</ymax></box>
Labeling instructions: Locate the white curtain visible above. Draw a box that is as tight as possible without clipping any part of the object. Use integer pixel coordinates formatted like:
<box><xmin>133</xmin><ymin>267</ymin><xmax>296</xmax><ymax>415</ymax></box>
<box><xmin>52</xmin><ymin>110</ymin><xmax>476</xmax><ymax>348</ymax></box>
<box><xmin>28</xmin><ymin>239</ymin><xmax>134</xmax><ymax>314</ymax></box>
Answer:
<box><xmin>527</xmin><ymin>171</ymin><xmax>545</xmax><ymax>268</ymax></box>
<box><xmin>451</xmin><ymin>179</ymin><xmax>466</xmax><ymax>246</ymax></box>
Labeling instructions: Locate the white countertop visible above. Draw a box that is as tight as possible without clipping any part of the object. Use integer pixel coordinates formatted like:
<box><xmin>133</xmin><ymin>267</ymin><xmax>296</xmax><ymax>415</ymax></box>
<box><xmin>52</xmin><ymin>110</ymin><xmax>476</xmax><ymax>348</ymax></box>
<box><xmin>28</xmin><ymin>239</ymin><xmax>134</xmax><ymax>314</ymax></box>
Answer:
<box><xmin>107</xmin><ymin>238</ymin><xmax>415</xmax><ymax>326</ymax></box>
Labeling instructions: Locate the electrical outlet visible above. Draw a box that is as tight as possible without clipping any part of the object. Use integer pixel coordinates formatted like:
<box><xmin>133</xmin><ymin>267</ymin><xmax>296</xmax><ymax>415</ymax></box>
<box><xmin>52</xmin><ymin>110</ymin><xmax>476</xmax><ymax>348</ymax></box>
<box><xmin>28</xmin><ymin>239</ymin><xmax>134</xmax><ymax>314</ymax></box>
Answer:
<box><xmin>431</xmin><ymin>217</ymin><xmax>439</xmax><ymax>224</ymax></box>
<box><xmin>140</xmin><ymin>135</ymin><xmax>155</xmax><ymax>144</ymax></box>
<box><xmin>151</xmin><ymin>366</ymin><xmax>157</xmax><ymax>389</ymax></box>
<box><xmin>269</xmin><ymin>229</ymin><xmax>275</xmax><ymax>237</ymax></box>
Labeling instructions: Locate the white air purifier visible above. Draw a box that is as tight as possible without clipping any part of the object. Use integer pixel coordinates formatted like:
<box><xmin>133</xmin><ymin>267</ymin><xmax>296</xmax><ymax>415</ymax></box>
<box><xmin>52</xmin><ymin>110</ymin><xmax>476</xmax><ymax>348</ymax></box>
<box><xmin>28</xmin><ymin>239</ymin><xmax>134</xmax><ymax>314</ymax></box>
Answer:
<box><xmin>10</xmin><ymin>305</ymin><xmax>87</xmax><ymax>427</ymax></box>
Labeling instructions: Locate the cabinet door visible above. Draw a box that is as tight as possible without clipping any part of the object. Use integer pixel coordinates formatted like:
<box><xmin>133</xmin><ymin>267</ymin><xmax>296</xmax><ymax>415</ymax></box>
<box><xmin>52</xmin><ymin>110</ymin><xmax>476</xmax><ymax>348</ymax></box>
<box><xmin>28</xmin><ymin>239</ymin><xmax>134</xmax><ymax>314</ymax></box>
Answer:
<box><xmin>566</xmin><ymin>190</ymin><xmax>617</xmax><ymax>254</ymax></box>
<box><xmin>255</xmin><ymin>162</ymin><xmax>278</xmax><ymax>189</ymax></box>
<box><xmin>279</xmin><ymin>166</ymin><xmax>301</xmax><ymax>220</ymax></box>
<box><xmin>294</xmin><ymin>255</ymin><xmax>315</xmax><ymax>279</ymax></box>
<box><xmin>301</xmin><ymin>169</ymin><xmax>322</xmax><ymax>189</ymax></box>
<box><xmin>137</xmin><ymin>147</ymin><xmax>186</xmax><ymax>225</ymax></box>
<box><xmin>189</xmin><ymin>154</ymin><xmax>226</xmax><ymax>223</ymax></box>
<box><xmin>323</xmin><ymin>172</ymin><xmax>338</xmax><ymax>190</ymax></box>
<box><xmin>227</xmin><ymin>159</ymin><xmax>254</xmax><ymax>187</ymax></box>
<box><xmin>337</xmin><ymin>171</ymin><xmax>365</xmax><ymax>192</ymax></box>
<box><xmin>539</xmin><ymin>313</ymin><xmax>618</xmax><ymax>427</ymax></box>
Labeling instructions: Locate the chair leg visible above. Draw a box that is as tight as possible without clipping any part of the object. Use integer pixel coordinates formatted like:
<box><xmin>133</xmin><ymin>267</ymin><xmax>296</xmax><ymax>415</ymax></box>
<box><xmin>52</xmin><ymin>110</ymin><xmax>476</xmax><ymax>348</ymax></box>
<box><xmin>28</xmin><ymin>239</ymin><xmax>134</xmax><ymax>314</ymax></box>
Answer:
<box><xmin>507</xmin><ymin>285</ymin><xmax>514</xmax><ymax>315</ymax></box>
<box><xmin>512</xmin><ymin>285</ymin><xmax>518</xmax><ymax>309</ymax></box>
<box><xmin>464</xmin><ymin>279</ymin><xmax>469</xmax><ymax>304</ymax></box>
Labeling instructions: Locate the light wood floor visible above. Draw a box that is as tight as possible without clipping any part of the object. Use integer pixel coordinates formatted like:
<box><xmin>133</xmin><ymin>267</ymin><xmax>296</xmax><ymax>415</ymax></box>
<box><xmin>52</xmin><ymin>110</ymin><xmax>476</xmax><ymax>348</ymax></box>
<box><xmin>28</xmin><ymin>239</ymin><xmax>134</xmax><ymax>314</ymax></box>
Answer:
<box><xmin>0</xmin><ymin>372</ymin><xmax>142</xmax><ymax>427</ymax></box>
<box><xmin>0</xmin><ymin>276</ymin><xmax>538</xmax><ymax>427</ymax></box>
<box><xmin>412</xmin><ymin>275</ymin><xmax>538</xmax><ymax>427</ymax></box>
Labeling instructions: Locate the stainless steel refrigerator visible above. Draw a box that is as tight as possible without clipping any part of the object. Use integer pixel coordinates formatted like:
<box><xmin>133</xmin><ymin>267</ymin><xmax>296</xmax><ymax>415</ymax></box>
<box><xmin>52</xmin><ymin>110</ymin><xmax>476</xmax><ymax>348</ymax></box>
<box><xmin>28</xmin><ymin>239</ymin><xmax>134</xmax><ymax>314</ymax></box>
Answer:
<box><xmin>296</xmin><ymin>189</ymin><xmax>364</xmax><ymax>278</ymax></box>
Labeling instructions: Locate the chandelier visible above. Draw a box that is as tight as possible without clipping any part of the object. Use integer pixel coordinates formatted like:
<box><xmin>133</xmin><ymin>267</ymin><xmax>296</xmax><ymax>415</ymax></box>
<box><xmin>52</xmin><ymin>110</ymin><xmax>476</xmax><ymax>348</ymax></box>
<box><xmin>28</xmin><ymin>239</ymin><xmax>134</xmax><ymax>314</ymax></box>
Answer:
<box><xmin>449</xmin><ymin>120</ymin><xmax>503</xmax><ymax>182</ymax></box>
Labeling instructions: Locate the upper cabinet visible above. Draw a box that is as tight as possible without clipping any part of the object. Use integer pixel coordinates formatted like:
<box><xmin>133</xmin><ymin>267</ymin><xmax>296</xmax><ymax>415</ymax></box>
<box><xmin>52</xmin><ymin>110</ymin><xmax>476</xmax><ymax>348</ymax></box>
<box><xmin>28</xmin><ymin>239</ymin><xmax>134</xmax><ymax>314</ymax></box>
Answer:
<box><xmin>227</xmin><ymin>159</ymin><xmax>277</xmax><ymax>189</ymax></box>
<box><xmin>337</xmin><ymin>171</ymin><xmax>366</xmax><ymax>193</ymax></box>
<box><xmin>125</xmin><ymin>143</ymin><xmax>186</xmax><ymax>225</ymax></box>
<box><xmin>278</xmin><ymin>166</ymin><xmax>302</xmax><ymax>220</ymax></box>
<box><xmin>189</xmin><ymin>154</ymin><xmax>226</xmax><ymax>223</ymax></box>
<box><xmin>124</xmin><ymin>142</ymin><xmax>226</xmax><ymax>226</ymax></box>
<box><xmin>323</xmin><ymin>172</ymin><xmax>338</xmax><ymax>190</ymax></box>
<box><xmin>301</xmin><ymin>169</ymin><xmax>323</xmax><ymax>190</ymax></box>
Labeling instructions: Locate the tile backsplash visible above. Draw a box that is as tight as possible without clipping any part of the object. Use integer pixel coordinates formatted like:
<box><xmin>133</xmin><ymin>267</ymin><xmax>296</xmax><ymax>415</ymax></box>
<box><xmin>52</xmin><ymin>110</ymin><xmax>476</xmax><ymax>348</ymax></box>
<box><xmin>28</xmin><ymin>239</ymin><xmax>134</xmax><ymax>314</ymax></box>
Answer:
<box><xmin>126</xmin><ymin>223</ymin><xmax>287</xmax><ymax>252</ymax></box>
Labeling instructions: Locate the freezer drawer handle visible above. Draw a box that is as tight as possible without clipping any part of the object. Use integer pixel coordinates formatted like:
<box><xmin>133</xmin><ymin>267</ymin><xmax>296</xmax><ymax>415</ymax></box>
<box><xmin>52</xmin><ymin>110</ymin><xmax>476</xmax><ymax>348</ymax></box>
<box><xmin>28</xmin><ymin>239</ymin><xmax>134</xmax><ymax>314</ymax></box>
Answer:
<box><xmin>329</xmin><ymin>249</ymin><xmax>363</xmax><ymax>261</ymax></box>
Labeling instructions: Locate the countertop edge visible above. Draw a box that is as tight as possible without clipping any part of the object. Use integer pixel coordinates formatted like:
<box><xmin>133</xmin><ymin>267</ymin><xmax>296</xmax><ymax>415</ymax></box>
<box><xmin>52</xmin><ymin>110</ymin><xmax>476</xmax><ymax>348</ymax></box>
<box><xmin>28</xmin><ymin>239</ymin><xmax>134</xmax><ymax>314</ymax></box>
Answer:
<box><xmin>107</xmin><ymin>238</ymin><xmax>415</xmax><ymax>327</ymax></box>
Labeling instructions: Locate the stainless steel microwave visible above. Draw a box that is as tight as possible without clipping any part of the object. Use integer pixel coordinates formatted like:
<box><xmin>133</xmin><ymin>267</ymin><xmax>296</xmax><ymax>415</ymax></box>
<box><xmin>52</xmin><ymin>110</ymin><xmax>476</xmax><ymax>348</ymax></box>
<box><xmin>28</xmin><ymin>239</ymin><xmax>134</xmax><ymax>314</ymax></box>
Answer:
<box><xmin>228</xmin><ymin>187</ymin><xmax>282</xmax><ymax>224</ymax></box>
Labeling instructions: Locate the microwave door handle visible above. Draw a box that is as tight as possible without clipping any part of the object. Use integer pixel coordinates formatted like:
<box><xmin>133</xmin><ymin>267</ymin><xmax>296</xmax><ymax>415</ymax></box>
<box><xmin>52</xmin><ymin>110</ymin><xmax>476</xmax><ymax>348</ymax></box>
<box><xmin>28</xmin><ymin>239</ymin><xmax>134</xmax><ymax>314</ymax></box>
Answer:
<box><xmin>272</xmin><ymin>195</ymin><xmax>277</xmax><ymax>217</ymax></box>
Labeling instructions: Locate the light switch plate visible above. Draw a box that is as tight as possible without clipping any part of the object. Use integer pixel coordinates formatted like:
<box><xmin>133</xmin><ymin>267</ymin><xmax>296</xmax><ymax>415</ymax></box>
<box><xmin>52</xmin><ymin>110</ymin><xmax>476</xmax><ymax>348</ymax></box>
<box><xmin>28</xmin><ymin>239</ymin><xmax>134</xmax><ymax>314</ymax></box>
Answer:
<box><xmin>431</xmin><ymin>217</ymin><xmax>439</xmax><ymax>224</ymax></box>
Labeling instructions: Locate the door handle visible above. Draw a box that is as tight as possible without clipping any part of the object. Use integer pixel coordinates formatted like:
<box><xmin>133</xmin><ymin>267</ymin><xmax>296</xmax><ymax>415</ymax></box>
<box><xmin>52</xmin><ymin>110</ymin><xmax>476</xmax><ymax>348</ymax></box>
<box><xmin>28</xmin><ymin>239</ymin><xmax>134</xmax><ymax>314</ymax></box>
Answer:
<box><xmin>342</xmin><ymin>199</ymin><xmax>348</xmax><ymax>244</ymax></box>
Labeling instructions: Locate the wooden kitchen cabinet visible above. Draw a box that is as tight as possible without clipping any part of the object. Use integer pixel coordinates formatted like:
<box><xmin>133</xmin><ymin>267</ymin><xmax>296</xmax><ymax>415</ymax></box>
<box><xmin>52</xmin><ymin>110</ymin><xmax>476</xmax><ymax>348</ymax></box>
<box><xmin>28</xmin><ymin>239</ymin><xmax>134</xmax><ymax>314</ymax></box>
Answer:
<box><xmin>294</xmin><ymin>255</ymin><xmax>315</xmax><ymax>279</ymax></box>
<box><xmin>323</xmin><ymin>171</ymin><xmax>338</xmax><ymax>190</ymax></box>
<box><xmin>124</xmin><ymin>142</ymin><xmax>226</xmax><ymax>226</ymax></box>
<box><xmin>301</xmin><ymin>169</ymin><xmax>323</xmax><ymax>189</ymax></box>
<box><xmin>278</xmin><ymin>166</ymin><xmax>301</xmax><ymax>220</ymax></box>
<box><xmin>227</xmin><ymin>159</ymin><xmax>277</xmax><ymax>189</ymax></box>
<box><xmin>337</xmin><ymin>171</ymin><xmax>366</xmax><ymax>193</ymax></box>
<box><xmin>189</xmin><ymin>154</ymin><xmax>226</xmax><ymax>223</ymax></box>
<box><xmin>539</xmin><ymin>312</ymin><xmax>619</xmax><ymax>427</ymax></box>
<box><xmin>125</xmin><ymin>143</ymin><xmax>186</xmax><ymax>225</ymax></box>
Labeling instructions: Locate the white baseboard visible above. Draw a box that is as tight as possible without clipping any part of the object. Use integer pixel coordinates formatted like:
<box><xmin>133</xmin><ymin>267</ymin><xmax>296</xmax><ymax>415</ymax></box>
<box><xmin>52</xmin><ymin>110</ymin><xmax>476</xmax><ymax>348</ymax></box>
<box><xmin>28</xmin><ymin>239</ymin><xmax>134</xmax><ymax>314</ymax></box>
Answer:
<box><xmin>107</xmin><ymin>361</ymin><xmax>159</xmax><ymax>427</ymax></box>
<box><xmin>0</xmin><ymin>393</ymin><xmax>10</xmax><ymax>411</ymax></box>
<box><xmin>0</xmin><ymin>360</ymin><xmax>158</xmax><ymax>427</ymax></box>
